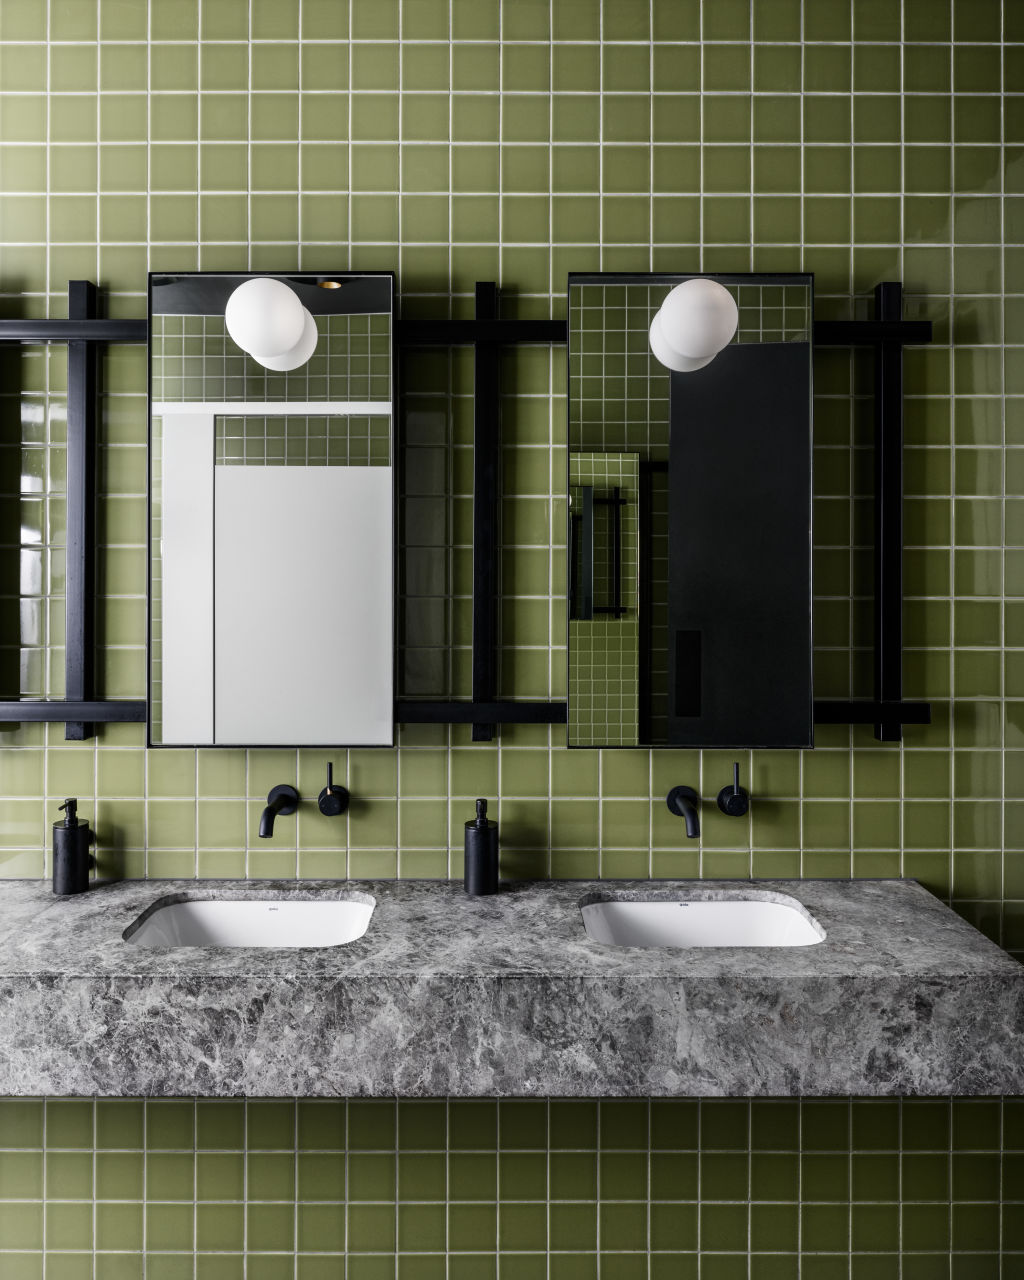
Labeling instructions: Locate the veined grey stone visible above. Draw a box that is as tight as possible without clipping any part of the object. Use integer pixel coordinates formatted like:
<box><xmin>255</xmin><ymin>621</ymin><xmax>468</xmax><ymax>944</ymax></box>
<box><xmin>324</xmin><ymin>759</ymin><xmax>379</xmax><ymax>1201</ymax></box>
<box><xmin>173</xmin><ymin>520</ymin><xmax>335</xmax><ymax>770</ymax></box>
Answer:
<box><xmin>0</xmin><ymin>878</ymin><xmax>1020</xmax><ymax>1097</ymax></box>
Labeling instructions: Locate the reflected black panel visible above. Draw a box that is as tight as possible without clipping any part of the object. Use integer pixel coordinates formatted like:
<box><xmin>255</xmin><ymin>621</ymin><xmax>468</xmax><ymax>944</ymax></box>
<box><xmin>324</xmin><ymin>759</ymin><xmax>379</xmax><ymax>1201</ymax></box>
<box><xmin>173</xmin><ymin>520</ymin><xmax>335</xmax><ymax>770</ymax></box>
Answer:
<box><xmin>667</xmin><ymin>342</ymin><xmax>812</xmax><ymax>747</ymax></box>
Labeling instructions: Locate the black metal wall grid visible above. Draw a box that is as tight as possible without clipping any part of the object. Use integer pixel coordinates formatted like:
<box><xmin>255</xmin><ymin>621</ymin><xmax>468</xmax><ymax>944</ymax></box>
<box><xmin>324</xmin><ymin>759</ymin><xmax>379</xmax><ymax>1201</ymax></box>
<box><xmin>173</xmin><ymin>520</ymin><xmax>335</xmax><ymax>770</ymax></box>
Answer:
<box><xmin>0</xmin><ymin>278</ymin><xmax>930</xmax><ymax>743</ymax></box>
<box><xmin>0</xmin><ymin>284</ymin><xmax>148</xmax><ymax>739</ymax></box>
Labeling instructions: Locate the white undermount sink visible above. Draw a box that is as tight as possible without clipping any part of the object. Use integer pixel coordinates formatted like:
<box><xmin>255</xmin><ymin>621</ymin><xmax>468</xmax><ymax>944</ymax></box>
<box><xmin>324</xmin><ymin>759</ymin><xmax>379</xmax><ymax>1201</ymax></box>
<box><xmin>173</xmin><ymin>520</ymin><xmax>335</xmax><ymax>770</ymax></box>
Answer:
<box><xmin>124</xmin><ymin>897</ymin><xmax>374</xmax><ymax>948</ymax></box>
<box><xmin>581</xmin><ymin>895</ymin><xmax>824</xmax><ymax>948</ymax></box>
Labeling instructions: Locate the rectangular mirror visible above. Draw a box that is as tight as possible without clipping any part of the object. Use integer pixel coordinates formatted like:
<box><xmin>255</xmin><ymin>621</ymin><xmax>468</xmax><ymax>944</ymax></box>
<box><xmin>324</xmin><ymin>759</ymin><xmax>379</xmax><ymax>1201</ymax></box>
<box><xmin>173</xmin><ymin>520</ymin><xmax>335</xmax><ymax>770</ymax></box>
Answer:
<box><xmin>568</xmin><ymin>272</ymin><xmax>813</xmax><ymax>749</ymax></box>
<box><xmin>149</xmin><ymin>272</ymin><xmax>395</xmax><ymax>747</ymax></box>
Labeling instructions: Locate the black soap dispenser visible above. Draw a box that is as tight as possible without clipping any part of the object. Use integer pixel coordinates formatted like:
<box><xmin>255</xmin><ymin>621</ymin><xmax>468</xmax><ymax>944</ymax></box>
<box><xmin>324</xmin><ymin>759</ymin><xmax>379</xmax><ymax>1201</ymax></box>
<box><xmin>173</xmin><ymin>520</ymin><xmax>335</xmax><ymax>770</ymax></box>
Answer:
<box><xmin>464</xmin><ymin>797</ymin><xmax>499</xmax><ymax>896</ymax></box>
<box><xmin>53</xmin><ymin>798</ymin><xmax>92</xmax><ymax>896</ymax></box>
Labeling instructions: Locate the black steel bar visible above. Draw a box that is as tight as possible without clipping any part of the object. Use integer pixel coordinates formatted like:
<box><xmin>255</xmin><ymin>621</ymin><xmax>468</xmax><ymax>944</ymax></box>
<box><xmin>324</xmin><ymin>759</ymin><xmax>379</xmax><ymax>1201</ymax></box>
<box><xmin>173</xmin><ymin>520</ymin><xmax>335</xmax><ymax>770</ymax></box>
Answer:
<box><xmin>637</xmin><ymin>463</ymin><xmax>654</xmax><ymax>744</ymax></box>
<box><xmin>396</xmin><ymin>700</ymin><xmax>567</xmax><ymax>725</ymax></box>
<box><xmin>578</xmin><ymin>486</ymin><xmax>594</xmax><ymax>621</ymax></box>
<box><xmin>471</xmin><ymin>283</ymin><xmax>501</xmax><ymax>741</ymax></box>
<box><xmin>569</xmin><ymin>514</ymin><xmax>580</xmax><ymax>619</ymax></box>
<box><xmin>0</xmin><ymin>318</ymin><xmax>148</xmax><ymax>343</ymax></box>
<box><xmin>0</xmin><ymin>700</ymin><xmax>146</xmax><ymax>723</ymax></box>
<box><xmin>814</xmin><ymin>699</ymin><xmax>930</xmax><ymax>726</ymax></box>
<box><xmin>398</xmin><ymin>698</ymin><xmax>932</xmax><ymax>729</ymax></box>
<box><xmin>873</xmin><ymin>282</ymin><xmax>906</xmax><ymax>741</ymax></box>
<box><xmin>609</xmin><ymin>486</ymin><xmax>623</xmax><ymax>618</ymax></box>
<box><xmin>813</xmin><ymin>318</ymin><xmax>932</xmax><ymax>346</ymax></box>
<box><xmin>65</xmin><ymin>281</ymin><xmax>98</xmax><ymax>740</ymax></box>
<box><xmin>591</xmin><ymin>490</ymin><xmax>627</xmax><ymax>617</ymax></box>
<box><xmin>397</xmin><ymin>318</ymin><xmax>568</xmax><ymax>346</ymax></box>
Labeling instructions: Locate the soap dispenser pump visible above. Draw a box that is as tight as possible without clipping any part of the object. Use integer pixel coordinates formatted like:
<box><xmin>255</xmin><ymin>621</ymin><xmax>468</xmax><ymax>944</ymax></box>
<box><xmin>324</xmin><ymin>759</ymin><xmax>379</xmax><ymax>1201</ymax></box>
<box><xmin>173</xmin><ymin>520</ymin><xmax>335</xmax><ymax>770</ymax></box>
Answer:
<box><xmin>464</xmin><ymin>798</ymin><xmax>499</xmax><ymax>896</ymax></box>
<box><xmin>53</xmin><ymin>798</ymin><xmax>93</xmax><ymax>896</ymax></box>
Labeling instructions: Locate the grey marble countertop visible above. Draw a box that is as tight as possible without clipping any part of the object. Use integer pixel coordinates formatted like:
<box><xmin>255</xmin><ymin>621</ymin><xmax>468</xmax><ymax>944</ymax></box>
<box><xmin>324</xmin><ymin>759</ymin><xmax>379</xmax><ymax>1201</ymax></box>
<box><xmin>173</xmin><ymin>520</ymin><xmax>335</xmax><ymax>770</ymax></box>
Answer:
<box><xmin>0</xmin><ymin>877</ymin><xmax>1020</xmax><ymax>1097</ymax></box>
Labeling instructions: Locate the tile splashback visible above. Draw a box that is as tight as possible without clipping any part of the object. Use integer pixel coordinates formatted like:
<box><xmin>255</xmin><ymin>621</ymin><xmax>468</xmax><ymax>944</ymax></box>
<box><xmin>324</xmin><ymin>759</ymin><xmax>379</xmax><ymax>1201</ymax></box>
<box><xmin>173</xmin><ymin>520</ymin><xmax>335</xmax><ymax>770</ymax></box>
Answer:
<box><xmin>0</xmin><ymin>0</ymin><xmax>1018</xmax><ymax>953</ymax></box>
<box><xmin>0</xmin><ymin>0</ymin><xmax>1021</xmax><ymax>1269</ymax></box>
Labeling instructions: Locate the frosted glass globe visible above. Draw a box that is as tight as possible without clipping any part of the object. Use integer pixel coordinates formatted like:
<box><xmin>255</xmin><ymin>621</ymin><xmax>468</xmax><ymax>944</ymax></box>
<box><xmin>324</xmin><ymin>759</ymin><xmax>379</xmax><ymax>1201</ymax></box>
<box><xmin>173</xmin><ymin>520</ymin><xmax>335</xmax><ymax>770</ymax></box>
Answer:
<box><xmin>648</xmin><ymin>314</ymin><xmax>714</xmax><ymax>373</ymax></box>
<box><xmin>252</xmin><ymin>308</ymin><xmax>319</xmax><ymax>371</ymax></box>
<box><xmin>657</xmin><ymin>278</ymin><xmax>738</xmax><ymax>362</ymax></box>
<box><xmin>225</xmin><ymin>278</ymin><xmax>305</xmax><ymax>358</ymax></box>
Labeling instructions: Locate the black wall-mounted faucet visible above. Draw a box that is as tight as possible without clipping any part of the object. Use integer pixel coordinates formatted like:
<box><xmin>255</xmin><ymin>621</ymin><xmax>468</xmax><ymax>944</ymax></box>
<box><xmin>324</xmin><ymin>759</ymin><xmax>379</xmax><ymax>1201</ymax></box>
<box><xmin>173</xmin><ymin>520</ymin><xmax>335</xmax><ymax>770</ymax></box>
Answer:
<box><xmin>717</xmin><ymin>762</ymin><xmax>750</xmax><ymax>817</ymax></box>
<box><xmin>666</xmin><ymin>785</ymin><xmax>700</xmax><ymax>838</ymax></box>
<box><xmin>317</xmin><ymin>762</ymin><xmax>350</xmax><ymax>817</ymax></box>
<box><xmin>259</xmin><ymin>784</ymin><xmax>300</xmax><ymax>838</ymax></box>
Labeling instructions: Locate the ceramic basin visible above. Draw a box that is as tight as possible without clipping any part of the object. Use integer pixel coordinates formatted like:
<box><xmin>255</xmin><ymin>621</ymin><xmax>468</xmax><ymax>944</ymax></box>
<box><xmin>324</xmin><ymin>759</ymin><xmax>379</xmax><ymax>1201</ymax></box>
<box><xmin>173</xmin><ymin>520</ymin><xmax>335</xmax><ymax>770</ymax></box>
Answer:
<box><xmin>124</xmin><ymin>897</ymin><xmax>374</xmax><ymax>948</ymax></box>
<box><xmin>581</xmin><ymin>895</ymin><xmax>824</xmax><ymax>948</ymax></box>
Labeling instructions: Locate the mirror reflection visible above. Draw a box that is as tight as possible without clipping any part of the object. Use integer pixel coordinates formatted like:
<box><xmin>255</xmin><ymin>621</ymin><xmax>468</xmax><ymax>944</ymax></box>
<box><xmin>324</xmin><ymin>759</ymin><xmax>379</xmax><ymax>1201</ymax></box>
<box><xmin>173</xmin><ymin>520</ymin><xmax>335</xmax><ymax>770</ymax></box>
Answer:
<box><xmin>148</xmin><ymin>272</ymin><xmax>395</xmax><ymax>747</ymax></box>
<box><xmin>568</xmin><ymin>272</ymin><xmax>813</xmax><ymax>749</ymax></box>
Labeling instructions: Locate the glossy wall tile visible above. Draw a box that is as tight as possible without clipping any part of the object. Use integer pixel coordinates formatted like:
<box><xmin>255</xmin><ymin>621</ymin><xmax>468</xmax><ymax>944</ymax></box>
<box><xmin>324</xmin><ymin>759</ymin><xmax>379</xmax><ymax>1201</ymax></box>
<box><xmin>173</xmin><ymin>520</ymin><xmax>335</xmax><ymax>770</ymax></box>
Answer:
<box><xmin>0</xmin><ymin>0</ymin><xmax>1021</xmax><ymax>1269</ymax></box>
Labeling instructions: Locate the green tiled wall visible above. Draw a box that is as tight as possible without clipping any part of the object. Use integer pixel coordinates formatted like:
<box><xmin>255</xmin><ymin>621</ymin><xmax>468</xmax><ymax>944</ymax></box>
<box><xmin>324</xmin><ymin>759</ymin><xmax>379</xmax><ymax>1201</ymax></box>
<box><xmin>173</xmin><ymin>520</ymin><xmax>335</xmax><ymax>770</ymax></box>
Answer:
<box><xmin>151</xmin><ymin>312</ymin><xmax>392</xmax><ymax>402</ymax></box>
<box><xmin>0</xmin><ymin>0</ymin><xmax>1021</xmax><ymax>1269</ymax></box>
<box><xmin>214</xmin><ymin>415</ymin><xmax>392</xmax><ymax>466</ymax></box>
<box><xmin>2</xmin><ymin>1096</ymin><xmax>1023</xmax><ymax>1278</ymax></box>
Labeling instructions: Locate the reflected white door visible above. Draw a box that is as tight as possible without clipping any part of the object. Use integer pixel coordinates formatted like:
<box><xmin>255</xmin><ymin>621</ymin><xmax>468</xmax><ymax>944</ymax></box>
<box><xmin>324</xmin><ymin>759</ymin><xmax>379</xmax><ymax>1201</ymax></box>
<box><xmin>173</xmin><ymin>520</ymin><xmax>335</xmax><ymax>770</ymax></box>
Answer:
<box><xmin>213</xmin><ymin>466</ymin><xmax>393</xmax><ymax>745</ymax></box>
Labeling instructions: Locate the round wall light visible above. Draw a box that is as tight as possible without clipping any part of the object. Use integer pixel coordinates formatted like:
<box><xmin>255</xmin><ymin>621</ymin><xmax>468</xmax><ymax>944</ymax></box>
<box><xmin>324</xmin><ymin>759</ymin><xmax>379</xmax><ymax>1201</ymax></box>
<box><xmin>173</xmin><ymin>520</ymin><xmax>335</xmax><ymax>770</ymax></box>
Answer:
<box><xmin>224</xmin><ymin>277</ymin><xmax>318</xmax><ymax>370</ymax></box>
<box><xmin>252</xmin><ymin>308</ymin><xmax>319</xmax><ymax>371</ymax></box>
<box><xmin>649</xmin><ymin>278</ymin><xmax>738</xmax><ymax>374</ymax></box>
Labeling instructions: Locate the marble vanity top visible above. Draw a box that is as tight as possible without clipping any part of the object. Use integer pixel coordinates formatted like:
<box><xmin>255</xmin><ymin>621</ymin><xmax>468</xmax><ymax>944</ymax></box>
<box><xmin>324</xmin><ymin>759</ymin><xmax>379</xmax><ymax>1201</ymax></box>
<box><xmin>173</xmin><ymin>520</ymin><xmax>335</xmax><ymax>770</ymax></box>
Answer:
<box><xmin>0</xmin><ymin>877</ymin><xmax>1020</xmax><ymax>1097</ymax></box>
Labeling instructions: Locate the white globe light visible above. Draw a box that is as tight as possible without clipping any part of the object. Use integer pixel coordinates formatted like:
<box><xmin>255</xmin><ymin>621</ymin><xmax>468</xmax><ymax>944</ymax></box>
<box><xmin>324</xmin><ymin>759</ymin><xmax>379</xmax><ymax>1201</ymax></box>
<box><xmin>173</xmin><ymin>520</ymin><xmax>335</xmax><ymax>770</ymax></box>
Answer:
<box><xmin>251</xmin><ymin>308</ymin><xmax>319</xmax><ymax>371</ymax></box>
<box><xmin>657</xmin><ymin>278</ymin><xmax>739</xmax><ymax>362</ymax></box>
<box><xmin>648</xmin><ymin>313</ymin><xmax>714</xmax><ymax>373</ymax></box>
<box><xmin>224</xmin><ymin>277</ymin><xmax>305</xmax><ymax>358</ymax></box>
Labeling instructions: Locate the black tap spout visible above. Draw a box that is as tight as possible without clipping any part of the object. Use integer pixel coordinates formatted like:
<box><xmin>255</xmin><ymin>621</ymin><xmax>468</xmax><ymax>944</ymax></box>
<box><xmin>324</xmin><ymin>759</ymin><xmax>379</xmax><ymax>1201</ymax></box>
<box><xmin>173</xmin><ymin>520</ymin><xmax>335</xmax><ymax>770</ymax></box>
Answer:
<box><xmin>666</xmin><ymin>785</ymin><xmax>700</xmax><ymax>838</ymax></box>
<box><xmin>259</xmin><ymin>784</ymin><xmax>300</xmax><ymax>839</ymax></box>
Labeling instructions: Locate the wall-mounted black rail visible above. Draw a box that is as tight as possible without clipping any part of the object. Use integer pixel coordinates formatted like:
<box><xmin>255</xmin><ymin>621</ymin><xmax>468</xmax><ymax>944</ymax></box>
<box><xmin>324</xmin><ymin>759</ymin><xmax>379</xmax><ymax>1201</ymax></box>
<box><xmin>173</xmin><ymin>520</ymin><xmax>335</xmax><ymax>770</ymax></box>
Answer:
<box><xmin>471</xmin><ymin>283</ymin><xmax>501</xmax><ymax>741</ymax></box>
<box><xmin>0</xmin><ymin>318</ymin><xmax>148</xmax><ymax>343</ymax></box>
<box><xmin>0</xmin><ymin>281</ymin><xmax>147</xmax><ymax>737</ymax></box>
<box><xmin>569</xmin><ymin>487</ymin><xmax>595</xmax><ymax>621</ymax></box>
<box><xmin>812</xmin><ymin>281</ymin><xmax>932</xmax><ymax>741</ymax></box>
<box><xmin>395</xmin><ymin>700</ymin><xmax>568</xmax><ymax>725</ymax></box>
<box><xmin>397</xmin><ymin>283</ymin><xmax>569</xmax><ymax>734</ymax></box>
<box><xmin>571</xmin><ymin>485</ymin><xmax>627</xmax><ymax>621</ymax></box>
<box><xmin>594</xmin><ymin>487</ymin><xmax>627</xmax><ymax>619</ymax></box>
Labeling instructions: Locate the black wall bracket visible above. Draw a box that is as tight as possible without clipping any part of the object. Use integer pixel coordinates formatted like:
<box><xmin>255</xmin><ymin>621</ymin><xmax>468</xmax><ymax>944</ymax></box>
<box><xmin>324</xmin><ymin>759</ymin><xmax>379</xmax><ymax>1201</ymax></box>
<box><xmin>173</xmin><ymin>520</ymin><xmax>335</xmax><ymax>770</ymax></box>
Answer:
<box><xmin>814</xmin><ymin>282</ymin><xmax>933</xmax><ymax>741</ymax></box>
<box><xmin>0</xmin><ymin>277</ymin><xmax>931</xmax><ymax>744</ymax></box>
<box><xmin>0</xmin><ymin>282</ymin><xmax>147</xmax><ymax>739</ymax></box>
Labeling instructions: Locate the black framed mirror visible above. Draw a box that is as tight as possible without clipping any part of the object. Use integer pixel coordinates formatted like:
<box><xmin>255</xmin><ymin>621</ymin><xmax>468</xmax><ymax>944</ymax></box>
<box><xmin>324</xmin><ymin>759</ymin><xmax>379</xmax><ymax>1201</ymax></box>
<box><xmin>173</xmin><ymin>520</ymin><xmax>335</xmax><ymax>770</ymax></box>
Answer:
<box><xmin>567</xmin><ymin>272</ymin><xmax>814</xmax><ymax>749</ymax></box>
<box><xmin>148</xmin><ymin>271</ymin><xmax>395</xmax><ymax>748</ymax></box>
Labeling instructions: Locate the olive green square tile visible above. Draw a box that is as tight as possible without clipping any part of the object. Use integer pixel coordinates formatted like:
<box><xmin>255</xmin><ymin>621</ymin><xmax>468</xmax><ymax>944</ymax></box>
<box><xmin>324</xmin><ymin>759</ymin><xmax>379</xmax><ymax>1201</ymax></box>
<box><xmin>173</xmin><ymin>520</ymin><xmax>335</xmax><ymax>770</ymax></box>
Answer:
<box><xmin>246</xmin><ymin>1101</ymin><xmax>294</xmax><ymax>1151</ymax></box>
<box><xmin>46</xmin><ymin>1149</ymin><xmax>92</xmax><ymax>1200</ymax></box>
<box><xmin>196</xmin><ymin>1152</ymin><xmax>244</xmax><ymax>1204</ymax></box>
<box><xmin>194</xmin><ymin>1202</ymin><xmax>245</xmax><ymax>1254</ymax></box>
<box><xmin>0</xmin><ymin>1203</ymin><xmax>42</xmax><ymax>1251</ymax></box>
<box><xmin>704</xmin><ymin>45</ymin><xmax>751</xmax><ymax>94</ymax></box>
<box><xmin>2</xmin><ymin>0</ymin><xmax>47</xmax><ymax>38</ymax></box>
<box><xmin>702</xmin><ymin>96</ymin><xmax>751</xmax><ymax>144</ymax></box>
<box><xmin>46</xmin><ymin>1201</ymin><xmax>93</xmax><ymax>1251</ymax></box>
<box><xmin>351</xmin><ymin>43</ymin><xmax>399</xmax><ymax>92</ymax></box>
<box><xmin>347</xmin><ymin>1202</ymin><xmax>397</xmax><ymax>1253</ymax></box>
<box><xmin>295</xmin><ymin>1101</ymin><xmax>345</xmax><ymax>1153</ymax></box>
<box><xmin>349</xmin><ymin>1151</ymin><xmax>396</xmax><ymax>1201</ymax></box>
<box><xmin>93</xmin><ymin>1100</ymin><xmax>142</xmax><ymax>1152</ymax></box>
<box><xmin>549</xmin><ymin>1202</ymin><xmax>597</xmax><ymax>1252</ymax></box>
<box><xmin>245</xmin><ymin>1202</ymin><xmax>294</xmax><ymax>1252</ymax></box>
<box><xmin>0</xmin><ymin>1149</ymin><xmax>42</xmax><ymax>1198</ymax></box>
<box><xmin>46</xmin><ymin>1101</ymin><xmax>94</xmax><ymax>1150</ymax></box>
